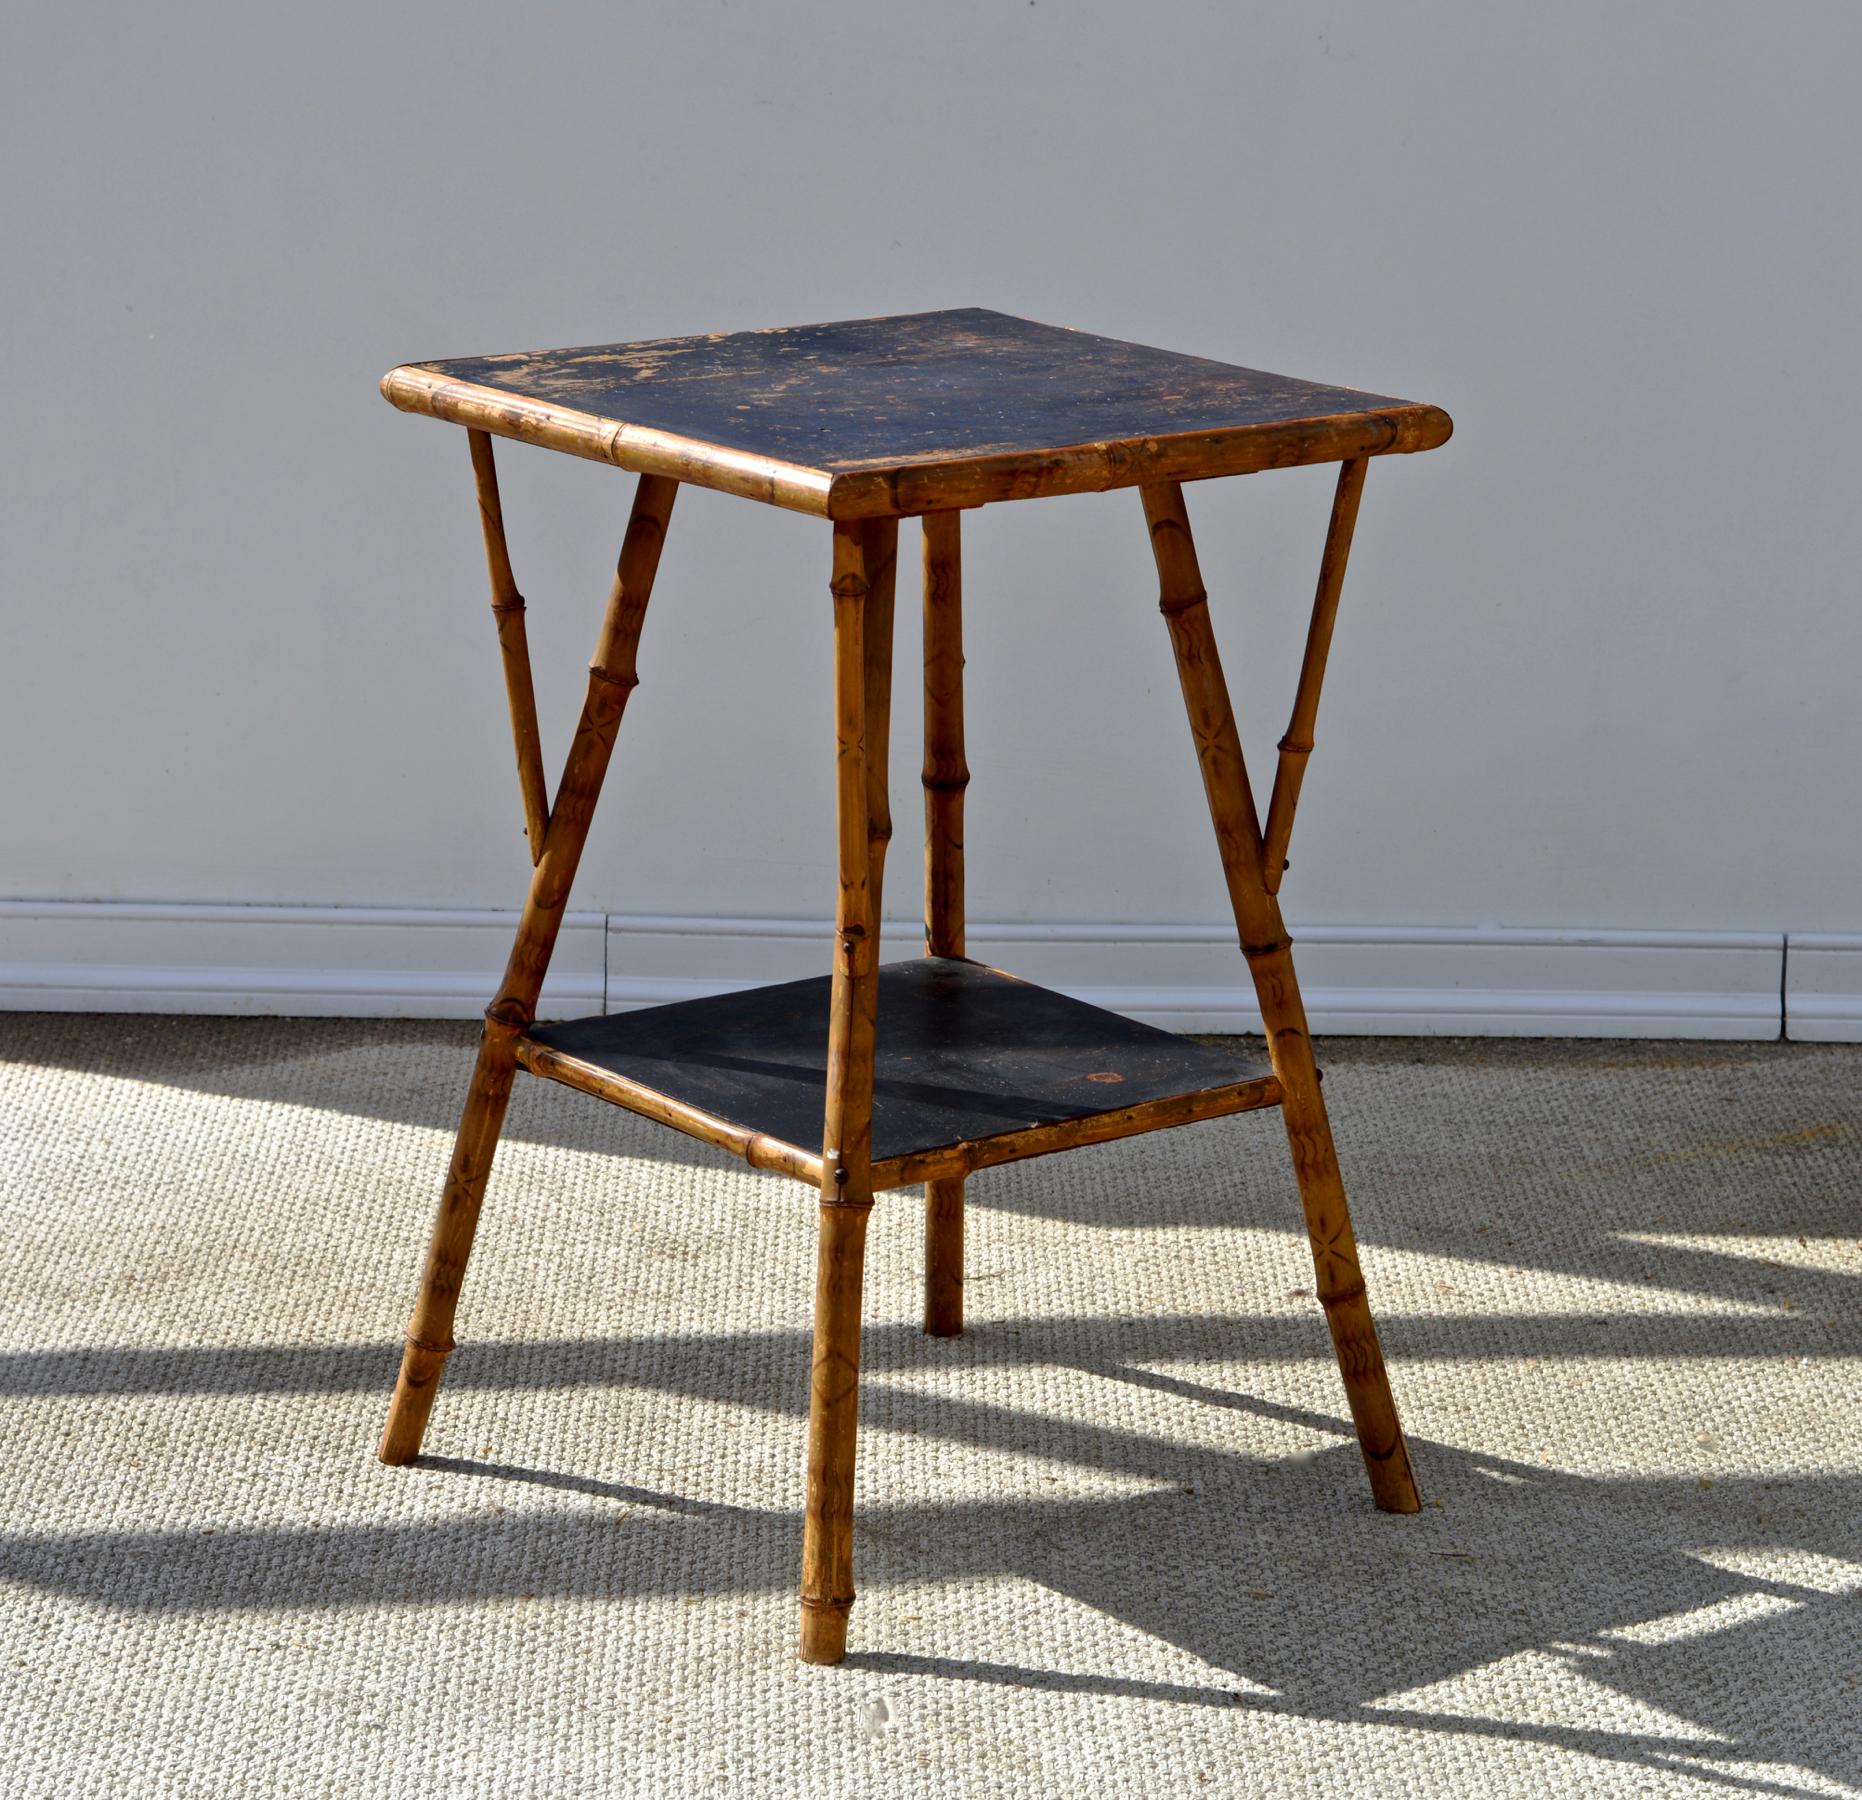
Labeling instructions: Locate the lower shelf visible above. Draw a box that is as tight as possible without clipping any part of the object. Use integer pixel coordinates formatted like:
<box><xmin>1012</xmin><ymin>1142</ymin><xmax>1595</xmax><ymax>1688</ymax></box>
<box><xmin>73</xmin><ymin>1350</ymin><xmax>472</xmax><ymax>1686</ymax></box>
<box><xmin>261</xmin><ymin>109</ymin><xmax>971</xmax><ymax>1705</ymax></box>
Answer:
<box><xmin>517</xmin><ymin>956</ymin><xmax>1280</xmax><ymax>1190</ymax></box>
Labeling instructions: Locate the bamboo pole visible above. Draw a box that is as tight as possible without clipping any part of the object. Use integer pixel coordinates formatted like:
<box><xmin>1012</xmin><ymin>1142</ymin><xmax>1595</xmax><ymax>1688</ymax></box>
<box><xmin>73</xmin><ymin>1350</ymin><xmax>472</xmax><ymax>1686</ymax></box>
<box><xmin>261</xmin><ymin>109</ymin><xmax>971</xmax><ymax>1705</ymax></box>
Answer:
<box><xmin>822</xmin><ymin>407</ymin><xmax>1449</xmax><ymax>518</ymax></box>
<box><xmin>874</xmin><ymin>1074</ymin><xmax>1281</xmax><ymax>1189</ymax></box>
<box><xmin>515</xmin><ymin>1038</ymin><xmax>824</xmax><ymax>1184</ymax></box>
<box><xmin>856</xmin><ymin>516</ymin><xmax>898</xmax><ymax>1181</ymax></box>
<box><xmin>1260</xmin><ymin>456</ymin><xmax>1368</xmax><ymax>895</ymax></box>
<box><xmin>800</xmin><ymin>519</ymin><xmax>890</xmax><ymax>1665</ymax></box>
<box><xmin>468</xmin><ymin>429</ymin><xmax>552</xmax><ymax>864</ymax></box>
<box><xmin>920</xmin><ymin>510</ymin><xmax>968</xmax><ymax>1335</ymax></box>
<box><xmin>378</xmin><ymin>473</ymin><xmax>678</xmax><ymax>1467</ymax></box>
<box><xmin>921</xmin><ymin>513</ymin><xmax>968</xmax><ymax>957</ymax></box>
<box><xmin>384</xmin><ymin>362</ymin><xmax>838</xmax><ymax>515</ymax></box>
<box><xmin>862</xmin><ymin>519</ymin><xmax>898</xmax><ymax>941</ymax></box>
<box><xmin>1140</xmin><ymin>478</ymin><xmax>1419</xmax><ymax>1515</ymax></box>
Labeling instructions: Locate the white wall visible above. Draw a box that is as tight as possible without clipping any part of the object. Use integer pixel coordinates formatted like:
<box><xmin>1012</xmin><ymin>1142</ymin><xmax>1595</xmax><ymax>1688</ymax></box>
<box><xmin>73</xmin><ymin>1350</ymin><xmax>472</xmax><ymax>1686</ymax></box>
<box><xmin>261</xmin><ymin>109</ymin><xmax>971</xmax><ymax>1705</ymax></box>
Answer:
<box><xmin>4</xmin><ymin>4</ymin><xmax>1859</xmax><ymax>1026</ymax></box>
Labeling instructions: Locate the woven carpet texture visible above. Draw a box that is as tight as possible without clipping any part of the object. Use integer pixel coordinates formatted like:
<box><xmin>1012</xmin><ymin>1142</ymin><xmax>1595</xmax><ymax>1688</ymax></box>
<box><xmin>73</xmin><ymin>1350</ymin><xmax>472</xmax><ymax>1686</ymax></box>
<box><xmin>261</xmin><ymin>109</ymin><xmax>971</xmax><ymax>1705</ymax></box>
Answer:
<box><xmin>1</xmin><ymin>1016</ymin><xmax>1857</xmax><ymax>1797</ymax></box>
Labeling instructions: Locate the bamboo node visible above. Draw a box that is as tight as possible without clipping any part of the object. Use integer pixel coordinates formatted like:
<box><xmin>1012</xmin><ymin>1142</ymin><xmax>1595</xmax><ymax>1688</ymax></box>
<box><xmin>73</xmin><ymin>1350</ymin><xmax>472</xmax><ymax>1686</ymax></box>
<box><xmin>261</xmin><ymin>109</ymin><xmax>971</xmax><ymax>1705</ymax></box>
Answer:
<box><xmin>797</xmin><ymin>1593</ymin><xmax>854</xmax><ymax>1614</ymax></box>
<box><xmin>1240</xmin><ymin>937</ymin><xmax>1290</xmax><ymax>961</ymax></box>
<box><xmin>1157</xmin><ymin>589</ymin><xmax>1209</xmax><ymax>616</ymax></box>
<box><xmin>489</xmin><ymin>595</ymin><xmax>527</xmax><ymax>616</ymax></box>
<box><xmin>587</xmin><ymin>665</ymin><xmax>640</xmax><ymax>692</ymax></box>
<box><xmin>484</xmin><ymin>1000</ymin><xmax>532</xmax><ymax>1034</ymax></box>
<box><xmin>1277</xmin><ymin>735</ymin><xmax>1313</xmax><ymax>756</ymax></box>
<box><xmin>404</xmin><ymin>1332</ymin><xmax>455</xmax><ymax>1357</ymax></box>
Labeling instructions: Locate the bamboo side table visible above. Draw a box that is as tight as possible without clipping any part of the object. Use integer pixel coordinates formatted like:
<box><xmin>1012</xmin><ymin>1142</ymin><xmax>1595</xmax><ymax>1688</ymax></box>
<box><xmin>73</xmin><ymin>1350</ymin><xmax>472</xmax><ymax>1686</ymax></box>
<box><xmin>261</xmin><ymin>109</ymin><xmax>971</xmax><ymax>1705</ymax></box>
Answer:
<box><xmin>372</xmin><ymin>308</ymin><xmax>1452</xmax><ymax>1665</ymax></box>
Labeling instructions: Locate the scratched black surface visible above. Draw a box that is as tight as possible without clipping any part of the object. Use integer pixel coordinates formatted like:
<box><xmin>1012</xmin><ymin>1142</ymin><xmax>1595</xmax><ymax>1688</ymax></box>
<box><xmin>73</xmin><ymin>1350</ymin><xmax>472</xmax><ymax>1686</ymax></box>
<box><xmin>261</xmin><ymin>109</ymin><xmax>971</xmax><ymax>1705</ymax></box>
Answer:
<box><xmin>413</xmin><ymin>308</ymin><xmax>1422</xmax><ymax>474</ymax></box>
<box><xmin>527</xmin><ymin>957</ymin><xmax>1271</xmax><ymax>1164</ymax></box>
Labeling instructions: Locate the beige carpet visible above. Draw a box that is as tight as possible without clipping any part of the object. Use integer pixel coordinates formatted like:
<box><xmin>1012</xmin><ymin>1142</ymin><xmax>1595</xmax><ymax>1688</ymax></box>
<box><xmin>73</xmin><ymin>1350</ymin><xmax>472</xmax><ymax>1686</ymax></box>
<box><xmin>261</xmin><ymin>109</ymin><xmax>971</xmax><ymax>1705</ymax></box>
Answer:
<box><xmin>0</xmin><ymin>1015</ymin><xmax>1857</xmax><ymax>1797</ymax></box>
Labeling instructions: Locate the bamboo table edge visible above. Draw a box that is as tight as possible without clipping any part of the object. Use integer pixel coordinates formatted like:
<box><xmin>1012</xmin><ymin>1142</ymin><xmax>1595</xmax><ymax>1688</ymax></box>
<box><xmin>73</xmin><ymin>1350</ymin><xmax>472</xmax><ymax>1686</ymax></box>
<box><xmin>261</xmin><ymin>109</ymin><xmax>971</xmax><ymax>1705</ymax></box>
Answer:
<box><xmin>381</xmin><ymin>363</ymin><xmax>1452</xmax><ymax>519</ymax></box>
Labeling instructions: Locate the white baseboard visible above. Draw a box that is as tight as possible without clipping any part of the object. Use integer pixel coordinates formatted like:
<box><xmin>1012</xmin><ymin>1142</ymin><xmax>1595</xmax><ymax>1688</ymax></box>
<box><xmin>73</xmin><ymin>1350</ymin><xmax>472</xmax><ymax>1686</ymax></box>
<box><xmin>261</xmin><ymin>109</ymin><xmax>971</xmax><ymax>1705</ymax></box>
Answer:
<box><xmin>604</xmin><ymin>915</ymin><xmax>1785</xmax><ymax>1038</ymax></box>
<box><xmin>1785</xmin><ymin>934</ymin><xmax>1862</xmax><ymax>1043</ymax></box>
<box><xmin>0</xmin><ymin>902</ymin><xmax>605</xmax><ymax>1019</ymax></box>
<box><xmin>0</xmin><ymin>901</ymin><xmax>1790</xmax><ymax>1038</ymax></box>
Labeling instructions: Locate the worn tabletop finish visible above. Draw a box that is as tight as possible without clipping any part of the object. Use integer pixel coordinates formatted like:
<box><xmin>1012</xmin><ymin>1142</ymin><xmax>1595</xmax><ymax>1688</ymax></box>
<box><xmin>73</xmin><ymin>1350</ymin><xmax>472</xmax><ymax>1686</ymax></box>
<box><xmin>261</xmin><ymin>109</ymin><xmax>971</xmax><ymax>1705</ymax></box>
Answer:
<box><xmin>382</xmin><ymin>307</ymin><xmax>1452</xmax><ymax>518</ymax></box>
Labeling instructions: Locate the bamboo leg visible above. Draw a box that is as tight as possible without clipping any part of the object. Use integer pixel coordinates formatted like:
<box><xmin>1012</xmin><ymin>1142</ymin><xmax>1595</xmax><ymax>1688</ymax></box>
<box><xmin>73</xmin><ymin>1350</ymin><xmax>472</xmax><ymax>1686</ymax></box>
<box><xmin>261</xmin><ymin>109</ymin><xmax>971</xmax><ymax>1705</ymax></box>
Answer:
<box><xmin>800</xmin><ymin>519</ymin><xmax>893</xmax><ymax>1665</ymax></box>
<box><xmin>1140</xmin><ymin>479</ymin><xmax>1419</xmax><ymax>1515</ymax></box>
<box><xmin>468</xmin><ymin>429</ymin><xmax>552</xmax><ymax>864</ymax></box>
<box><xmin>920</xmin><ymin>511</ymin><xmax>968</xmax><ymax>1335</ymax></box>
<box><xmin>1260</xmin><ymin>457</ymin><xmax>1368</xmax><ymax>894</ymax></box>
<box><xmin>378</xmin><ymin>473</ymin><xmax>678</xmax><ymax>1466</ymax></box>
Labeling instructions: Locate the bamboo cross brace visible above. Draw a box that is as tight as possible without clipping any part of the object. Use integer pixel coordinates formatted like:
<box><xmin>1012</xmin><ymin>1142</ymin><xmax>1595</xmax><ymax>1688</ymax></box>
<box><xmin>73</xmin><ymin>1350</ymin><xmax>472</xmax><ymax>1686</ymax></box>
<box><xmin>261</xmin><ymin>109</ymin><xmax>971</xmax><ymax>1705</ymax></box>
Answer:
<box><xmin>920</xmin><ymin>510</ymin><xmax>968</xmax><ymax>1336</ymax></box>
<box><xmin>468</xmin><ymin>429</ymin><xmax>552</xmax><ymax>864</ymax></box>
<box><xmin>1259</xmin><ymin>456</ymin><xmax>1368</xmax><ymax>895</ymax></box>
<box><xmin>377</xmin><ymin>472</ymin><xmax>678</xmax><ymax>1467</ymax></box>
<box><xmin>1140</xmin><ymin>477</ymin><xmax>1419</xmax><ymax>1515</ymax></box>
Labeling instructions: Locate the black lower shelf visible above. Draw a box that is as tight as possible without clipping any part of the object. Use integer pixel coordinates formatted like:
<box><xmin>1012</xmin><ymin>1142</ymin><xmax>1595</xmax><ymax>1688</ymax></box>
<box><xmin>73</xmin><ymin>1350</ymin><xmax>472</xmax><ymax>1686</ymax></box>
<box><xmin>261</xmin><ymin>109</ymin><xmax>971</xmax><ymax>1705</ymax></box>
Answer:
<box><xmin>521</xmin><ymin>956</ymin><xmax>1278</xmax><ymax>1187</ymax></box>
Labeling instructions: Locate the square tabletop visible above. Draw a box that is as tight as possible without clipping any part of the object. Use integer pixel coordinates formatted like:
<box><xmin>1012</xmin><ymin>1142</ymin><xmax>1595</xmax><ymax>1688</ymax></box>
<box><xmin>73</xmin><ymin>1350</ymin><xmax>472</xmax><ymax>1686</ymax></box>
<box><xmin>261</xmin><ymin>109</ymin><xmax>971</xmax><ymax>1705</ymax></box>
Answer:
<box><xmin>383</xmin><ymin>307</ymin><xmax>1450</xmax><ymax>519</ymax></box>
